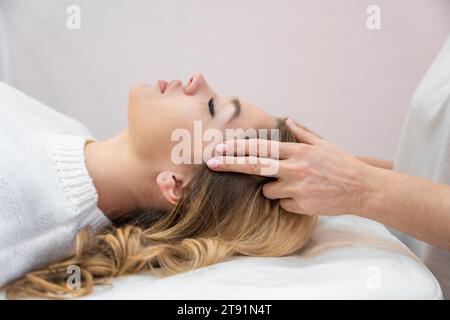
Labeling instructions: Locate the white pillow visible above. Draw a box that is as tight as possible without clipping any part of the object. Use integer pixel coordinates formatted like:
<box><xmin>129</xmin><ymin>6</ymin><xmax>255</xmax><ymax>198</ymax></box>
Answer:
<box><xmin>0</xmin><ymin>215</ymin><xmax>442</xmax><ymax>299</ymax></box>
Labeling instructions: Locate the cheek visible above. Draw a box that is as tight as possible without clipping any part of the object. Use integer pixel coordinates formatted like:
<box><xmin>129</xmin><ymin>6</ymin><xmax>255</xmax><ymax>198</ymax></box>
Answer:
<box><xmin>128</xmin><ymin>94</ymin><xmax>175</xmax><ymax>134</ymax></box>
<box><xmin>127</xmin><ymin>94</ymin><xmax>209</xmax><ymax>158</ymax></box>
<box><xmin>128</xmin><ymin>87</ymin><xmax>157</xmax><ymax>128</ymax></box>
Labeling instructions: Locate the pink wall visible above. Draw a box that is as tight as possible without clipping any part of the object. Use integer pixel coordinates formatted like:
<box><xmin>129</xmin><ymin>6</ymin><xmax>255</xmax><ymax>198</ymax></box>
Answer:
<box><xmin>3</xmin><ymin>0</ymin><xmax>450</xmax><ymax>159</ymax></box>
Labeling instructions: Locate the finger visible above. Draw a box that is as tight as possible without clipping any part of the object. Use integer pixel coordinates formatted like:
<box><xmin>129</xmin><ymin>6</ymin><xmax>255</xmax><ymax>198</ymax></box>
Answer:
<box><xmin>262</xmin><ymin>180</ymin><xmax>291</xmax><ymax>199</ymax></box>
<box><xmin>289</xmin><ymin>118</ymin><xmax>323</xmax><ymax>139</ymax></box>
<box><xmin>279</xmin><ymin>198</ymin><xmax>308</xmax><ymax>215</ymax></box>
<box><xmin>206</xmin><ymin>156</ymin><xmax>282</xmax><ymax>177</ymax></box>
<box><xmin>215</xmin><ymin>139</ymin><xmax>297</xmax><ymax>160</ymax></box>
<box><xmin>285</xmin><ymin>118</ymin><xmax>323</xmax><ymax>145</ymax></box>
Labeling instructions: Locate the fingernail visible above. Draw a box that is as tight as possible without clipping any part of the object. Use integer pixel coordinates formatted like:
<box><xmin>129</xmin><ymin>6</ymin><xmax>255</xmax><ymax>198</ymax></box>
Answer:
<box><xmin>207</xmin><ymin>158</ymin><xmax>220</xmax><ymax>168</ymax></box>
<box><xmin>286</xmin><ymin>117</ymin><xmax>295</xmax><ymax>127</ymax></box>
<box><xmin>215</xmin><ymin>143</ymin><xmax>228</xmax><ymax>154</ymax></box>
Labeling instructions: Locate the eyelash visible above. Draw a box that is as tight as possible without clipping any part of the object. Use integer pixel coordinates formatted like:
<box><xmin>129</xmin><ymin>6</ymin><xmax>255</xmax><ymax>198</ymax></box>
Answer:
<box><xmin>208</xmin><ymin>98</ymin><xmax>215</xmax><ymax>117</ymax></box>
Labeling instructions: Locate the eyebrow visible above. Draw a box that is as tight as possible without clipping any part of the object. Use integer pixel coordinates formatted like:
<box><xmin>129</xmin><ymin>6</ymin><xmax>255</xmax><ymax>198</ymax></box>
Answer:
<box><xmin>229</xmin><ymin>98</ymin><xmax>241</xmax><ymax>122</ymax></box>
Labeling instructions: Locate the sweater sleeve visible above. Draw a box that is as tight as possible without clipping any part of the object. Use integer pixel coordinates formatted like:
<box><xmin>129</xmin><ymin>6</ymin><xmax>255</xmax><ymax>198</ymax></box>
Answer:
<box><xmin>0</xmin><ymin>134</ymin><xmax>111</xmax><ymax>287</ymax></box>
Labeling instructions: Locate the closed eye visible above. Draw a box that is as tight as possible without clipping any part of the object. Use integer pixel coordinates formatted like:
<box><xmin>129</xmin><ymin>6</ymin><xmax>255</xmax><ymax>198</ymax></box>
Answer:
<box><xmin>208</xmin><ymin>98</ymin><xmax>215</xmax><ymax>117</ymax></box>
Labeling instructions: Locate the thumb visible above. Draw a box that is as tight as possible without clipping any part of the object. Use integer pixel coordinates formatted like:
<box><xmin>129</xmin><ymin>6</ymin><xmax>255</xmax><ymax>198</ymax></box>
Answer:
<box><xmin>285</xmin><ymin>118</ymin><xmax>322</xmax><ymax>145</ymax></box>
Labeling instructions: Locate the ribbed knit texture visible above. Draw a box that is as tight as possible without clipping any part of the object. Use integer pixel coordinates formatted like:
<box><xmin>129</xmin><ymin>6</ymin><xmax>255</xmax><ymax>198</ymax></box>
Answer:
<box><xmin>52</xmin><ymin>134</ymin><xmax>111</xmax><ymax>231</ymax></box>
<box><xmin>0</xmin><ymin>82</ymin><xmax>110</xmax><ymax>286</ymax></box>
<box><xmin>53</xmin><ymin>135</ymin><xmax>105</xmax><ymax>229</ymax></box>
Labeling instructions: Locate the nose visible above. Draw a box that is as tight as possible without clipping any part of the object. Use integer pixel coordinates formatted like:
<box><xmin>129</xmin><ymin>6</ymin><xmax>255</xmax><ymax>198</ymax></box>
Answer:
<box><xmin>184</xmin><ymin>73</ymin><xmax>207</xmax><ymax>96</ymax></box>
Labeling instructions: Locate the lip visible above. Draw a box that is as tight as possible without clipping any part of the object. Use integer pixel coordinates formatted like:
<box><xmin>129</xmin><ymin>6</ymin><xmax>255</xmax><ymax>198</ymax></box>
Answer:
<box><xmin>164</xmin><ymin>79</ymin><xmax>183</xmax><ymax>93</ymax></box>
<box><xmin>157</xmin><ymin>75</ymin><xmax>197</xmax><ymax>95</ymax></box>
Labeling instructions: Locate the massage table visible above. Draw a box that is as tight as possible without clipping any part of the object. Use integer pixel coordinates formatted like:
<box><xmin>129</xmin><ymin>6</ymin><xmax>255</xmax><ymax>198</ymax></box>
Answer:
<box><xmin>1</xmin><ymin>215</ymin><xmax>437</xmax><ymax>299</ymax></box>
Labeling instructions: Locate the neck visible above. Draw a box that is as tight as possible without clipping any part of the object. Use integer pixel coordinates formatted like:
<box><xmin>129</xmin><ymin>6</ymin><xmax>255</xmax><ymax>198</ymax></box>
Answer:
<box><xmin>84</xmin><ymin>132</ymin><xmax>144</xmax><ymax>221</ymax></box>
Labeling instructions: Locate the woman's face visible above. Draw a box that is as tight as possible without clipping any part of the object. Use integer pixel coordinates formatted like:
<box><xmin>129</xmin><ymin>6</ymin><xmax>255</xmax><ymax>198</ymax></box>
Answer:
<box><xmin>127</xmin><ymin>73</ymin><xmax>276</xmax><ymax>160</ymax></box>
<box><xmin>126</xmin><ymin>73</ymin><xmax>277</xmax><ymax>207</ymax></box>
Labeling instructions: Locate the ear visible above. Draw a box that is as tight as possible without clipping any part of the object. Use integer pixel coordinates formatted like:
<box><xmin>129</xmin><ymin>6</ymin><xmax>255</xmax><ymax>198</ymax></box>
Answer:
<box><xmin>156</xmin><ymin>171</ymin><xmax>186</xmax><ymax>205</ymax></box>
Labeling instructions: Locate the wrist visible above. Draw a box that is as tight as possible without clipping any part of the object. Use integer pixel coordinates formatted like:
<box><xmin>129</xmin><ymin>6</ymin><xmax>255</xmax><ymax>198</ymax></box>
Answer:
<box><xmin>352</xmin><ymin>164</ymin><xmax>385</xmax><ymax>218</ymax></box>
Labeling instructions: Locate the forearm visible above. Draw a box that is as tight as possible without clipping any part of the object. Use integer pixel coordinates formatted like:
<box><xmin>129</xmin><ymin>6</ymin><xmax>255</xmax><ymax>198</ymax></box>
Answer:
<box><xmin>360</xmin><ymin>167</ymin><xmax>450</xmax><ymax>250</ymax></box>
<box><xmin>357</xmin><ymin>156</ymin><xmax>393</xmax><ymax>170</ymax></box>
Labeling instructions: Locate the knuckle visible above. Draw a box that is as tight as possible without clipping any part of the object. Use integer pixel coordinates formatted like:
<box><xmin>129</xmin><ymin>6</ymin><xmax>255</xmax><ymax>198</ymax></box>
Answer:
<box><xmin>293</xmin><ymin>144</ymin><xmax>309</xmax><ymax>157</ymax></box>
<box><xmin>246</xmin><ymin>140</ymin><xmax>257</xmax><ymax>155</ymax></box>
<box><xmin>235</xmin><ymin>140</ymin><xmax>247</xmax><ymax>154</ymax></box>
<box><xmin>292</xmin><ymin>146</ymin><xmax>303</xmax><ymax>157</ymax></box>
<box><xmin>285</xmin><ymin>161</ymin><xmax>309</xmax><ymax>179</ymax></box>
<box><xmin>297</xmin><ymin>160</ymin><xmax>310</xmax><ymax>171</ymax></box>
<box><xmin>248</xmin><ymin>161</ymin><xmax>260</xmax><ymax>174</ymax></box>
<box><xmin>268</xmin><ymin>141</ymin><xmax>280</xmax><ymax>158</ymax></box>
<box><xmin>286</xmin><ymin>159</ymin><xmax>306</xmax><ymax>172</ymax></box>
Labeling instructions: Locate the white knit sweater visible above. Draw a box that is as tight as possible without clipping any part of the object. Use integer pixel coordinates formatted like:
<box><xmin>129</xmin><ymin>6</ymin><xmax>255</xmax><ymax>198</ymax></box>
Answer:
<box><xmin>0</xmin><ymin>82</ymin><xmax>111</xmax><ymax>287</ymax></box>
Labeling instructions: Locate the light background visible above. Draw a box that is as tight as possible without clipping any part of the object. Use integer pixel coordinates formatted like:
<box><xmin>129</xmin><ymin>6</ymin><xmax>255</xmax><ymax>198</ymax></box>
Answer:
<box><xmin>1</xmin><ymin>0</ymin><xmax>450</xmax><ymax>160</ymax></box>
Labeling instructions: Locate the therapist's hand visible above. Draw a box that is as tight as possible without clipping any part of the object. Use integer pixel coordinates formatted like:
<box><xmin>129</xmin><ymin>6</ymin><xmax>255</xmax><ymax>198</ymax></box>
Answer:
<box><xmin>206</xmin><ymin>118</ymin><xmax>374</xmax><ymax>216</ymax></box>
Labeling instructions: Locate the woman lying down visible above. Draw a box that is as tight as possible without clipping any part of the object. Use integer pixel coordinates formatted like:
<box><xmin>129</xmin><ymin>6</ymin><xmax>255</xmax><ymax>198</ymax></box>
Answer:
<box><xmin>0</xmin><ymin>74</ymin><xmax>316</xmax><ymax>299</ymax></box>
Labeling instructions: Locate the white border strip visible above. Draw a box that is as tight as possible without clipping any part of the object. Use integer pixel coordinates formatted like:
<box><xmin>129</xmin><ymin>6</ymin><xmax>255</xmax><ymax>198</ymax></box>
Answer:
<box><xmin>0</xmin><ymin>1</ymin><xmax>13</xmax><ymax>84</ymax></box>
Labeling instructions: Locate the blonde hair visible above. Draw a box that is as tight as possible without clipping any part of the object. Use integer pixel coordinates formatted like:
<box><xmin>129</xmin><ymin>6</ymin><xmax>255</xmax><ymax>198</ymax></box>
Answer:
<box><xmin>6</xmin><ymin>121</ymin><xmax>316</xmax><ymax>299</ymax></box>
